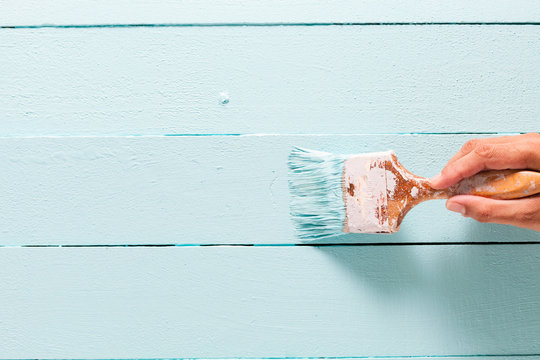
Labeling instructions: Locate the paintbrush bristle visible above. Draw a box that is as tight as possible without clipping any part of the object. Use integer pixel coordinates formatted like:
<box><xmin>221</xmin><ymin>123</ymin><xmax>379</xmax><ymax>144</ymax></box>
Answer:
<box><xmin>287</xmin><ymin>147</ymin><xmax>348</xmax><ymax>240</ymax></box>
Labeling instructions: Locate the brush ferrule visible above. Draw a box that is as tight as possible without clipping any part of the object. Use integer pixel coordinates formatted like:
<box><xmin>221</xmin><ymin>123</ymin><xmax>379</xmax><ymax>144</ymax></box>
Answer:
<box><xmin>343</xmin><ymin>151</ymin><xmax>395</xmax><ymax>233</ymax></box>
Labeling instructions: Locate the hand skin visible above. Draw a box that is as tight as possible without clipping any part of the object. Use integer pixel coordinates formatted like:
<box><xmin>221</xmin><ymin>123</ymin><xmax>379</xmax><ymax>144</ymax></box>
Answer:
<box><xmin>429</xmin><ymin>133</ymin><xmax>540</xmax><ymax>232</ymax></box>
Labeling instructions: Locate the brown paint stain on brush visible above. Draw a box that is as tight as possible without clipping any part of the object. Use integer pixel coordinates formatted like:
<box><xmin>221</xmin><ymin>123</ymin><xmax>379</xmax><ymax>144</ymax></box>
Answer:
<box><xmin>382</xmin><ymin>154</ymin><xmax>443</xmax><ymax>231</ymax></box>
<box><xmin>347</xmin><ymin>183</ymin><xmax>355</xmax><ymax>196</ymax></box>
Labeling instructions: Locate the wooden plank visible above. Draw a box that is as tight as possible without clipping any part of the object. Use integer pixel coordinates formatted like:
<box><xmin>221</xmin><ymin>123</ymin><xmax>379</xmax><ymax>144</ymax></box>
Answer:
<box><xmin>1</xmin><ymin>0</ymin><xmax>540</xmax><ymax>26</ymax></box>
<box><xmin>2</xmin><ymin>245</ymin><xmax>540</xmax><ymax>357</ymax></box>
<box><xmin>190</xmin><ymin>358</ymin><xmax>540</xmax><ymax>360</ymax></box>
<box><xmin>186</xmin><ymin>359</ymin><xmax>540</xmax><ymax>360</ymax></box>
<box><xmin>1</xmin><ymin>26</ymin><xmax>539</xmax><ymax>135</ymax></box>
<box><xmin>0</xmin><ymin>134</ymin><xmax>538</xmax><ymax>245</ymax></box>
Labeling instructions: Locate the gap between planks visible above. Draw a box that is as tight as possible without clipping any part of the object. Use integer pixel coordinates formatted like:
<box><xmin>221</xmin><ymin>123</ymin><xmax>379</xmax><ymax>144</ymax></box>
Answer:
<box><xmin>0</xmin><ymin>132</ymin><xmax>527</xmax><ymax>139</ymax></box>
<box><xmin>1</xmin><ymin>242</ymin><xmax>540</xmax><ymax>248</ymax></box>
<box><xmin>2</xmin><ymin>22</ymin><xmax>540</xmax><ymax>29</ymax></box>
<box><xmin>21</xmin><ymin>354</ymin><xmax>540</xmax><ymax>359</ymax></box>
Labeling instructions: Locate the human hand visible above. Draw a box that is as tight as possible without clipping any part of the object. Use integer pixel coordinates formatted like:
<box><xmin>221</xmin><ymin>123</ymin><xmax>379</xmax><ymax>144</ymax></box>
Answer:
<box><xmin>430</xmin><ymin>133</ymin><xmax>540</xmax><ymax>232</ymax></box>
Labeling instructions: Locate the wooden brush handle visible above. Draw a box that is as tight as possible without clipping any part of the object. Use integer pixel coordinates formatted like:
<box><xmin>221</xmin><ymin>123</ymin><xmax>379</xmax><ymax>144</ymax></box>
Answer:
<box><xmin>445</xmin><ymin>170</ymin><xmax>540</xmax><ymax>200</ymax></box>
<box><xmin>385</xmin><ymin>154</ymin><xmax>540</xmax><ymax>231</ymax></box>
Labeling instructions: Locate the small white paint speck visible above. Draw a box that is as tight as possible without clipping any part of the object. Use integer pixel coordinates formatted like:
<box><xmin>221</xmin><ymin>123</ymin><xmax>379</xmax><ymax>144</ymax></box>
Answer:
<box><xmin>411</xmin><ymin>186</ymin><xmax>419</xmax><ymax>198</ymax></box>
<box><xmin>219</xmin><ymin>92</ymin><xmax>230</xmax><ymax>105</ymax></box>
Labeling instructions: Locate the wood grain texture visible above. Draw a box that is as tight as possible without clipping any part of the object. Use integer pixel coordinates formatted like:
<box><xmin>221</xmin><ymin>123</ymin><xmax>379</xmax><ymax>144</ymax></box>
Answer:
<box><xmin>1</xmin><ymin>0</ymin><xmax>540</xmax><ymax>26</ymax></box>
<box><xmin>0</xmin><ymin>134</ymin><xmax>538</xmax><ymax>245</ymax></box>
<box><xmin>1</xmin><ymin>26</ymin><xmax>539</xmax><ymax>135</ymax></box>
<box><xmin>2</xmin><ymin>245</ymin><xmax>540</xmax><ymax>358</ymax></box>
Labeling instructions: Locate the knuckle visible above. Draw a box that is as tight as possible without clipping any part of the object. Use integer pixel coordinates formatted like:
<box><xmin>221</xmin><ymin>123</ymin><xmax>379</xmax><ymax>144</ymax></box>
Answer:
<box><xmin>515</xmin><ymin>144</ymin><xmax>539</xmax><ymax>169</ymax></box>
<box><xmin>462</xmin><ymin>139</ymin><xmax>479</xmax><ymax>153</ymax></box>
<box><xmin>474</xmin><ymin>144</ymin><xmax>495</xmax><ymax>159</ymax></box>
<box><xmin>516</xmin><ymin>208</ymin><xmax>537</xmax><ymax>224</ymax></box>
<box><xmin>473</xmin><ymin>205</ymin><xmax>494</xmax><ymax>223</ymax></box>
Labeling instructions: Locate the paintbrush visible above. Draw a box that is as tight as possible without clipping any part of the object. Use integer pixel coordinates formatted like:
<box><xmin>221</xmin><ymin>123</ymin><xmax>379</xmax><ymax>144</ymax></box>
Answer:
<box><xmin>288</xmin><ymin>147</ymin><xmax>540</xmax><ymax>239</ymax></box>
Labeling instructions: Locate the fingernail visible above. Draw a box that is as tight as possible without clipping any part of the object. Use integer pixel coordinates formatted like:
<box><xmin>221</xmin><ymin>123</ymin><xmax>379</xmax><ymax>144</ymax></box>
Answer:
<box><xmin>447</xmin><ymin>202</ymin><xmax>466</xmax><ymax>215</ymax></box>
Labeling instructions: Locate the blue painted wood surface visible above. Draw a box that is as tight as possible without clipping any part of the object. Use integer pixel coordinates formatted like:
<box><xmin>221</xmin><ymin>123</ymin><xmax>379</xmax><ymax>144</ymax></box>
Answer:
<box><xmin>2</xmin><ymin>246</ymin><xmax>540</xmax><ymax>358</ymax></box>
<box><xmin>0</xmin><ymin>135</ymin><xmax>538</xmax><ymax>245</ymax></box>
<box><xmin>1</xmin><ymin>26</ymin><xmax>539</xmax><ymax>135</ymax></box>
<box><xmin>1</xmin><ymin>1</ymin><xmax>539</xmax><ymax>359</ymax></box>
<box><xmin>2</xmin><ymin>0</ymin><xmax>540</xmax><ymax>25</ymax></box>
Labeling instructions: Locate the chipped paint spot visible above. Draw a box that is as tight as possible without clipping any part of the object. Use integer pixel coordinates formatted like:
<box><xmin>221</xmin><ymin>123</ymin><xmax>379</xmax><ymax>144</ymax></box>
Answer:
<box><xmin>347</xmin><ymin>183</ymin><xmax>355</xmax><ymax>196</ymax></box>
<box><xmin>219</xmin><ymin>92</ymin><xmax>230</xmax><ymax>105</ymax></box>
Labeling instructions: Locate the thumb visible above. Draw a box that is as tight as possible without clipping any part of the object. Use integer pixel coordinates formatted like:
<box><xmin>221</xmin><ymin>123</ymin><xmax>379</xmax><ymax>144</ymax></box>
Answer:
<box><xmin>445</xmin><ymin>195</ymin><xmax>540</xmax><ymax>231</ymax></box>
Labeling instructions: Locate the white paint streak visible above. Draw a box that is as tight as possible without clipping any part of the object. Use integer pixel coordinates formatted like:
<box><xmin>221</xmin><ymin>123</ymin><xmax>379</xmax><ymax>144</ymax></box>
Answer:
<box><xmin>527</xmin><ymin>180</ymin><xmax>537</xmax><ymax>194</ymax></box>
<box><xmin>386</xmin><ymin>170</ymin><xmax>398</xmax><ymax>197</ymax></box>
<box><xmin>343</xmin><ymin>151</ymin><xmax>394</xmax><ymax>233</ymax></box>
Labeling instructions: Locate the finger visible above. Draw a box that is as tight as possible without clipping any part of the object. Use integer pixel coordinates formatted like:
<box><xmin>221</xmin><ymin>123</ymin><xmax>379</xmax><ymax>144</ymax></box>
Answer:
<box><xmin>431</xmin><ymin>142</ymin><xmax>531</xmax><ymax>189</ymax></box>
<box><xmin>444</xmin><ymin>136</ymin><xmax>518</xmax><ymax>168</ymax></box>
<box><xmin>446</xmin><ymin>194</ymin><xmax>540</xmax><ymax>232</ymax></box>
